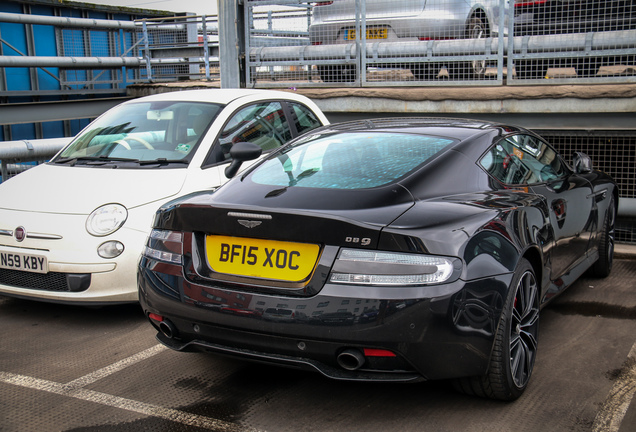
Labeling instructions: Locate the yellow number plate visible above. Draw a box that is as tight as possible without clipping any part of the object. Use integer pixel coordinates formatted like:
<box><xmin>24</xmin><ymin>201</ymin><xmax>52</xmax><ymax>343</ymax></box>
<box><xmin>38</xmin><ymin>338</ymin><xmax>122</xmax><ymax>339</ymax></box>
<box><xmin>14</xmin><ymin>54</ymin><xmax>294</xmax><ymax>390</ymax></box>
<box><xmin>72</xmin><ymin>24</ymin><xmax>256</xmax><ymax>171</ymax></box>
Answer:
<box><xmin>344</xmin><ymin>27</ymin><xmax>388</xmax><ymax>41</ymax></box>
<box><xmin>206</xmin><ymin>236</ymin><xmax>320</xmax><ymax>283</ymax></box>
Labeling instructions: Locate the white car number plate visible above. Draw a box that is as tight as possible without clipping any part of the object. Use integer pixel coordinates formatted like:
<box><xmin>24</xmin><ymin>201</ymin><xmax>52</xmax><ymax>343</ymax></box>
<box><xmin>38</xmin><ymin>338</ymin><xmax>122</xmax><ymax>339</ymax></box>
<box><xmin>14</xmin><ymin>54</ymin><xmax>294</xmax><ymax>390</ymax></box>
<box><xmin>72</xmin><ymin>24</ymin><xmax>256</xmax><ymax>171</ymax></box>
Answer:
<box><xmin>0</xmin><ymin>251</ymin><xmax>48</xmax><ymax>274</ymax></box>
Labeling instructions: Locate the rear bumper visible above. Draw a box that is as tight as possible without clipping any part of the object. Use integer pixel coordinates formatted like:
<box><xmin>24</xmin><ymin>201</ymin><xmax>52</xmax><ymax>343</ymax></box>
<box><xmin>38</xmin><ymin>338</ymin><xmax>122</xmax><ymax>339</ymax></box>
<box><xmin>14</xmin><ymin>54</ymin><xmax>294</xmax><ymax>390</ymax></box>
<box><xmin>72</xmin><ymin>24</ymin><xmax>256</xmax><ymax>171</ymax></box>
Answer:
<box><xmin>138</xmin><ymin>258</ymin><xmax>514</xmax><ymax>382</ymax></box>
<box><xmin>309</xmin><ymin>15</ymin><xmax>467</xmax><ymax>44</ymax></box>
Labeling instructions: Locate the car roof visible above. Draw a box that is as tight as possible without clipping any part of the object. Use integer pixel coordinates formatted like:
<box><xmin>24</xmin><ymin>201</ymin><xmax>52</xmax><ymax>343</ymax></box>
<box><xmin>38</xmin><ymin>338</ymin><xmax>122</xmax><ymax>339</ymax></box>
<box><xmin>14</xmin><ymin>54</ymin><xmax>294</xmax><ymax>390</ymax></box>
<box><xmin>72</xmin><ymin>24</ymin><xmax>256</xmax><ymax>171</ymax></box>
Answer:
<box><xmin>125</xmin><ymin>88</ymin><xmax>308</xmax><ymax>105</ymax></box>
<box><xmin>315</xmin><ymin>117</ymin><xmax>522</xmax><ymax>141</ymax></box>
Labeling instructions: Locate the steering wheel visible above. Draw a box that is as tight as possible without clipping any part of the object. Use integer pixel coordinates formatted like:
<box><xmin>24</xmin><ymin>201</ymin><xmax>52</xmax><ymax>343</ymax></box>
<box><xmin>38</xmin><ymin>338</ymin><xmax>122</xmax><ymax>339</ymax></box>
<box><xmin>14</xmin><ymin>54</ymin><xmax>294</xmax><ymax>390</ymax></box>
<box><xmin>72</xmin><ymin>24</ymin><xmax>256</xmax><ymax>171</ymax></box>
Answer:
<box><xmin>113</xmin><ymin>136</ymin><xmax>154</xmax><ymax>150</ymax></box>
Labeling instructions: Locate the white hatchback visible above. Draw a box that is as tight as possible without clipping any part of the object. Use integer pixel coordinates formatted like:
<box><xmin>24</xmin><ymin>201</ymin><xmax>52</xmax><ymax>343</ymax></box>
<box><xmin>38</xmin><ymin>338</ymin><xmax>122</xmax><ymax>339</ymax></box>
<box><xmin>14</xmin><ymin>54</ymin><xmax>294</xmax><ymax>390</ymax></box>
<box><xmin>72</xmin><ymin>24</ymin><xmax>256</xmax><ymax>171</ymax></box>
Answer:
<box><xmin>0</xmin><ymin>89</ymin><xmax>329</xmax><ymax>304</ymax></box>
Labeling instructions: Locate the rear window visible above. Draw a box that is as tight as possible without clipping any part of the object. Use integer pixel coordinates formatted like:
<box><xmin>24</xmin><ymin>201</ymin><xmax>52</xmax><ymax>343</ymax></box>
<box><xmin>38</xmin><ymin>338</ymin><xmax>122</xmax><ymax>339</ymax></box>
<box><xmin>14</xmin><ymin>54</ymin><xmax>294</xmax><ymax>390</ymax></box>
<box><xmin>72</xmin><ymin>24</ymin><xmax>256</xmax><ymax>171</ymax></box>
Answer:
<box><xmin>250</xmin><ymin>131</ymin><xmax>454</xmax><ymax>190</ymax></box>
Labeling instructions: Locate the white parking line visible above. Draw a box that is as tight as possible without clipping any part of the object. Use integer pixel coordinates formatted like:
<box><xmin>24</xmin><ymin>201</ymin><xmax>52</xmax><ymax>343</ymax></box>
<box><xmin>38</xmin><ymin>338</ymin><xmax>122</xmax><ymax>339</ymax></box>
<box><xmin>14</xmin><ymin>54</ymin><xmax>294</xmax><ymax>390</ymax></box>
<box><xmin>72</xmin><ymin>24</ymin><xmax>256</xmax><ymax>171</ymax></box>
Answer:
<box><xmin>592</xmin><ymin>341</ymin><xmax>636</xmax><ymax>432</ymax></box>
<box><xmin>0</xmin><ymin>344</ymin><xmax>262</xmax><ymax>432</ymax></box>
<box><xmin>65</xmin><ymin>344</ymin><xmax>168</xmax><ymax>388</ymax></box>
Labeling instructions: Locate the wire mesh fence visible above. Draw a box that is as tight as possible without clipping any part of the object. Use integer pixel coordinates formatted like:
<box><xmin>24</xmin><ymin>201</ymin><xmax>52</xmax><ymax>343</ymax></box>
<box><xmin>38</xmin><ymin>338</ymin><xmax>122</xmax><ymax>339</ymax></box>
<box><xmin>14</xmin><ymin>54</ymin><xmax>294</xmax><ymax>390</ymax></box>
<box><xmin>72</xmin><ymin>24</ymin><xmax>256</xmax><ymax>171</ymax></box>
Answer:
<box><xmin>538</xmin><ymin>129</ymin><xmax>636</xmax><ymax>200</ymax></box>
<box><xmin>245</xmin><ymin>0</ymin><xmax>636</xmax><ymax>87</ymax></box>
<box><xmin>54</xmin><ymin>23</ymin><xmax>140</xmax><ymax>90</ymax></box>
<box><xmin>49</xmin><ymin>15</ymin><xmax>221</xmax><ymax>89</ymax></box>
<box><xmin>538</xmin><ymin>129</ymin><xmax>636</xmax><ymax>245</ymax></box>
<box><xmin>512</xmin><ymin>0</ymin><xmax>636</xmax><ymax>81</ymax></box>
<box><xmin>137</xmin><ymin>16</ymin><xmax>220</xmax><ymax>83</ymax></box>
<box><xmin>3</xmin><ymin>3</ymin><xmax>634</xmax><ymax>88</ymax></box>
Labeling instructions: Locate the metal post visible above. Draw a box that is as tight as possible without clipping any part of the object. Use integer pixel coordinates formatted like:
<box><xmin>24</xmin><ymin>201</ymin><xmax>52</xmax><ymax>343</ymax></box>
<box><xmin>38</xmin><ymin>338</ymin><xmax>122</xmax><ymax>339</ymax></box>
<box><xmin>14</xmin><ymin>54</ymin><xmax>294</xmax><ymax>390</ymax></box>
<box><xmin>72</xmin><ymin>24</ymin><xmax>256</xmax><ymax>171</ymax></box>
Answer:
<box><xmin>359</xmin><ymin>0</ymin><xmax>366</xmax><ymax>85</ymax></box>
<box><xmin>186</xmin><ymin>14</ymin><xmax>199</xmax><ymax>79</ymax></box>
<box><xmin>120</xmin><ymin>28</ymin><xmax>128</xmax><ymax>88</ymax></box>
<box><xmin>507</xmin><ymin>0</ymin><xmax>515</xmax><ymax>80</ymax></box>
<box><xmin>497</xmin><ymin>0</ymin><xmax>505</xmax><ymax>81</ymax></box>
<box><xmin>218</xmin><ymin>0</ymin><xmax>241</xmax><ymax>88</ymax></box>
<box><xmin>202</xmin><ymin>16</ymin><xmax>210</xmax><ymax>80</ymax></box>
<box><xmin>1</xmin><ymin>160</ymin><xmax>7</xmax><ymax>182</ymax></box>
<box><xmin>142</xmin><ymin>20</ymin><xmax>153</xmax><ymax>82</ymax></box>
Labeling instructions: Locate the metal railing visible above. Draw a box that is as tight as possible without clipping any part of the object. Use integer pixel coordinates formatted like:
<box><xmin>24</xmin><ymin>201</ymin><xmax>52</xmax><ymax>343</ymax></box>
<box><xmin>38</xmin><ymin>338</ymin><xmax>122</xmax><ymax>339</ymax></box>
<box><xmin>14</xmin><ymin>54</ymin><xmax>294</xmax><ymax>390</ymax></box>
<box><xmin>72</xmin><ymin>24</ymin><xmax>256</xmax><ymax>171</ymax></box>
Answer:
<box><xmin>0</xmin><ymin>12</ymin><xmax>221</xmax><ymax>90</ymax></box>
<box><xmin>2</xmin><ymin>3</ymin><xmax>634</xmax><ymax>89</ymax></box>
<box><xmin>0</xmin><ymin>138</ymin><xmax>70</xmax><ymax>182</ymax></box>
<box><xmin>137</xmin><ymin>15</ymin><xmax>220</xmax><ymax>82</ymax></box>
<box><xmin>244</xmin><ymin>0</ymin><xmax>636</xmax><ymax>87</ymax></box>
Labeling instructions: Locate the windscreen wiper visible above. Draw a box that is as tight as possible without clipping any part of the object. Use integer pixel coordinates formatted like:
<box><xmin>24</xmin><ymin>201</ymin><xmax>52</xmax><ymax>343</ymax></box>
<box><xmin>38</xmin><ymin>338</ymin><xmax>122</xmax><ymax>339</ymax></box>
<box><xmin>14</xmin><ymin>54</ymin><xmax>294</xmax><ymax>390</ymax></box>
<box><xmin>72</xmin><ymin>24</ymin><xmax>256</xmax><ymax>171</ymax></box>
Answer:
<box><xmin>52</xmin><ymin>156</ymin><xmax>139</xmax><ymax>166</ymax></box>
<box><xmin>137</xmin><ymin>158</ymin><xmax>189</xmax><ymax>166</ymax></box>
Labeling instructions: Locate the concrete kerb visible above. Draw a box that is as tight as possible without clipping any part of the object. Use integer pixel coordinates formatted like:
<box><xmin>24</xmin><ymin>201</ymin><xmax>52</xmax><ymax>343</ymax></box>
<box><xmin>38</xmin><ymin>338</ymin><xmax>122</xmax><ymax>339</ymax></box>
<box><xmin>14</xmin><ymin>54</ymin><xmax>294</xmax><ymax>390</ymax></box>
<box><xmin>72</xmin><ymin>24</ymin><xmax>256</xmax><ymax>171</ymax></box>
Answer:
<box><xmin>615</xmin><ymin>244</ymin><xmax>636</xmax><ymax>259</ymax></box>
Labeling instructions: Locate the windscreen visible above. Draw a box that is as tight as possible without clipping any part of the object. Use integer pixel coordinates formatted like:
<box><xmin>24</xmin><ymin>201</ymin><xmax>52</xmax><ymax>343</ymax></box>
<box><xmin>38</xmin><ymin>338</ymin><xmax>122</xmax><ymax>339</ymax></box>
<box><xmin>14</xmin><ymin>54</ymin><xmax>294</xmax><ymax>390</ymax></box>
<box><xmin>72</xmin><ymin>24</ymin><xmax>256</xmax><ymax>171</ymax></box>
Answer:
<box><xmin>55</xmin><ymin>101</ymin><xmax>222</xmax><ymax>164</ymax></box>
<box><xmin>250</xmin><ymin>131</ymin><xmax>455</xmax><ymax>189</ymax></box>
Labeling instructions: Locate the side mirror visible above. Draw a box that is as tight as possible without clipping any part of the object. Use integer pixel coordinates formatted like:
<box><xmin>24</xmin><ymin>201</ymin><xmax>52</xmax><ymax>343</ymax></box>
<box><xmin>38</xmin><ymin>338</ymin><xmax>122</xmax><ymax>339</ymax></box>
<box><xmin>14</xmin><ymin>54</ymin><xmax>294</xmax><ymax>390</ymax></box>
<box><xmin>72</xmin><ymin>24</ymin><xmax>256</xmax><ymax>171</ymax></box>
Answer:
<box><xmin>224</xmin><ymin>142</ymin><xmax>263</xmax><ymax>179</ymax></box>
<box><xmin>572</xmin><ymin>151</ymin><xmax>593</xmax><ymax>174</ymax></box>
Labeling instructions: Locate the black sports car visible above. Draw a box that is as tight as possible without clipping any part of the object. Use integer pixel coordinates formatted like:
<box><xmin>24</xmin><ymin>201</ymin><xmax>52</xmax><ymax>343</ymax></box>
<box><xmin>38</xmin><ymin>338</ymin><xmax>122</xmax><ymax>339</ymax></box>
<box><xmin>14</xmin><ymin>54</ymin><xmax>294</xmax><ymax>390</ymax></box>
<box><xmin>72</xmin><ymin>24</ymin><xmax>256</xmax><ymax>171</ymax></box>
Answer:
<box><xmin>138</xmin><ymin>118</ymin><xmax>617</xmax><ymax>401</ymax></box>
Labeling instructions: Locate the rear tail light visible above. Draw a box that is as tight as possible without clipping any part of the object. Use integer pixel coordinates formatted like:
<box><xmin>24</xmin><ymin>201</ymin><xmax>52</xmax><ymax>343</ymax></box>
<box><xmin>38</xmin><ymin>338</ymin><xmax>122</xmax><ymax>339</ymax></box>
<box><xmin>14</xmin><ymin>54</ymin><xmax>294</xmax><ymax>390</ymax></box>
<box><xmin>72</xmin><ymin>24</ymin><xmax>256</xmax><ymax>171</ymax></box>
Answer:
<box><xmin>329</xmin><ymin>249</ymin><xmax>460</xmax><ymax>286</ymax></box>
<box><xmin>142</xmin><ymin>229</ymin><xmax>183</xmax><ymax>265</ymax></box>
<box><xmin>514</xmin><ymin>0</ymin><xmax>548</xmax><ymax>7</ymax></box>
<box><xmin>363</xmin><ymin>348</ymin><xmax>396</xmax><ymax>357</ymax></box>
<box><xmin>313</xmin><ymin>2</ymin><xmax>334</xmax><ymax>6</ymax></box>
<box><xmin>148</xmin><ymin>313</ymin><xmax>164</xmax><ymax>322</ymax></box>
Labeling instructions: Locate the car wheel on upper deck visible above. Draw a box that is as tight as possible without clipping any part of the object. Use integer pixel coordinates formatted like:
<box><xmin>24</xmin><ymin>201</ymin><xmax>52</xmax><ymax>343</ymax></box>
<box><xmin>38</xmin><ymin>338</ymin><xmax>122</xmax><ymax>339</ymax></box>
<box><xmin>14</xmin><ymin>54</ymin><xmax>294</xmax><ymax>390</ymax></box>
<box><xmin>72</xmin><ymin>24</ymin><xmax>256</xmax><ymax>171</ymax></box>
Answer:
<box><xmin>515</xmin><ymin>60</ymin><xmax>548</xmax><ymax>80</ymax></box>
<box><xmin>453</xmin><ymin>258</ymin><xmax>539</xmax><ymax>401</ymax></box>
<box><xmin>318</xmin><ymin>65</ymin><xmax>356</xmax><ymax>83</ymax></box>
<box><xmin>575</xmin><ymin>58</ymin><xmax>601</xmax><ymax>78</ymax></box>
<box><xmin>411</xmin><ymin>62</ymin><xmax>441</xmax><ymax>80</ymax></box>
<box><xmin>449</xmin><ymin>15</ymin><xmax>490</xmax><ymax>80</ymax></box>
<box><xmin>588</xmin><ymin>196</ymin><xmax>616</xmax><ymax>278</ymax></box>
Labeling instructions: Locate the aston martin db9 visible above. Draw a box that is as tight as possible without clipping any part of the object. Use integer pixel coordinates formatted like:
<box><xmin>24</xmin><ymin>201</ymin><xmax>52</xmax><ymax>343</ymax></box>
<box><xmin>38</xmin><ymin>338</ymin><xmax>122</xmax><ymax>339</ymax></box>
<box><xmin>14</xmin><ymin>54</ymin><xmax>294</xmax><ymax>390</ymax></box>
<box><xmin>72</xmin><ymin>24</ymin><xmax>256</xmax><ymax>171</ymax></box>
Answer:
<box><xmin>138</xmin><ymin>118</ymin><xmax>617</xmax><ymax>400</ymax></box>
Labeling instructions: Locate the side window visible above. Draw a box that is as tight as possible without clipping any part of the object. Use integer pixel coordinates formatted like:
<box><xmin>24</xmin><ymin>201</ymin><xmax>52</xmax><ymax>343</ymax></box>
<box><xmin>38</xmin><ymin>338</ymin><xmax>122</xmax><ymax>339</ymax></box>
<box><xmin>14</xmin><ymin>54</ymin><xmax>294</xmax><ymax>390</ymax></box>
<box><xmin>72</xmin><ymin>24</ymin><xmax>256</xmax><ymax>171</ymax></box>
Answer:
<box><xmin>214</xmin><ymin>101</ymin><xmax>292</xmax><ymax>162</ymax></box>
<box><xmin>290</xmin><ymin>102</ymin><xmax>323</xmax><ymax>135</ymax></box>
<box><xmin>480</xmin><ymin>134</ymin><xmax>567</xmax><ymax>185</ymax></box>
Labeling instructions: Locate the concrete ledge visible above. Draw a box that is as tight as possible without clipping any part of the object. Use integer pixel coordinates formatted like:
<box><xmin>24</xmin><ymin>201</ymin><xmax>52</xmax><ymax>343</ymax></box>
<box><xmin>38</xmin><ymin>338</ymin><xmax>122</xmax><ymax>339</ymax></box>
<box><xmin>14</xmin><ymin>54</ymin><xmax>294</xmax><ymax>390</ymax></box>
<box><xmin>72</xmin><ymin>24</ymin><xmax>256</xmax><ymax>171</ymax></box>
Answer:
<box><xmin>127</xmin><ymin>81</ymin><xmax>636</xmax><ymax>103</ymax></box>
<box><xmin>616</xmin><ymin>243</ymin><xmax>636</xmax><ymax>259</ymax></box>
<box><xmin>294</xmin><ymin>83</ymin><xmax>636</xmax><ymax>102</ymax></box>
<box><xmin>126</xmin><ymin>82</ymin><xmax>636</xmax><ymax>129</ymax></box>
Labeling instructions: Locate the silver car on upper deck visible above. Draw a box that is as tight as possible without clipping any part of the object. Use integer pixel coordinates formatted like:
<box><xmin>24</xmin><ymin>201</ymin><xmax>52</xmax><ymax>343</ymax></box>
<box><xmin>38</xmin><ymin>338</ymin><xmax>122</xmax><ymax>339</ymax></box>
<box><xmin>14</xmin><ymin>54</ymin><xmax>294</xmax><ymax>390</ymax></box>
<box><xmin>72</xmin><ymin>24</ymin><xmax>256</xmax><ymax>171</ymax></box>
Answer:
<box><xmin>308</xmin><ymin>0</ymin><xmax>506</xmax><ymax>81</ymax></box>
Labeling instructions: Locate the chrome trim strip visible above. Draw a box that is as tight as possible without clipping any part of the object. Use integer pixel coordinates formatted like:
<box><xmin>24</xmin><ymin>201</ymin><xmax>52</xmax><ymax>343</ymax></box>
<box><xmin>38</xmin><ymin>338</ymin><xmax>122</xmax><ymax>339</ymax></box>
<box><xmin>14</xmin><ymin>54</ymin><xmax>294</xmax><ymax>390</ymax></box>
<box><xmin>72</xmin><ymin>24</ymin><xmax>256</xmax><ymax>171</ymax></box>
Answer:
<box><xmin>27</xmin><ymin>233</ymin><xmax>63</xmax><ymax>240</ymax></box>
<box><xmin>0</xmin><ymin>229</ymin><xmax>12</xmax><ymax>236</ymax></box>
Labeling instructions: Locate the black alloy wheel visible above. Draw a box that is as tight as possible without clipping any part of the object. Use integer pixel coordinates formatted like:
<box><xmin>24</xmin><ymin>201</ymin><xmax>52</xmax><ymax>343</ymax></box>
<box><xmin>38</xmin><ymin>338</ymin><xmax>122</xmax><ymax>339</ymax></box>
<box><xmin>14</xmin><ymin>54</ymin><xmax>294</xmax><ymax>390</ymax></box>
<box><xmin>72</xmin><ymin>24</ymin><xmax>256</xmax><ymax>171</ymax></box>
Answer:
<box><xmin>588</xmin><ymin>196</ymin><xmax>616</xmax><ymax>277</ymax></box>
<box><xmin>453</xmin><ymin>258</ymin><xmax>539</xmax><ymax>400</ymax></box>
<box><xmin>449</xmin><ymin>15</ymin><xmax>490</xmax><ymax>80</ymax></box>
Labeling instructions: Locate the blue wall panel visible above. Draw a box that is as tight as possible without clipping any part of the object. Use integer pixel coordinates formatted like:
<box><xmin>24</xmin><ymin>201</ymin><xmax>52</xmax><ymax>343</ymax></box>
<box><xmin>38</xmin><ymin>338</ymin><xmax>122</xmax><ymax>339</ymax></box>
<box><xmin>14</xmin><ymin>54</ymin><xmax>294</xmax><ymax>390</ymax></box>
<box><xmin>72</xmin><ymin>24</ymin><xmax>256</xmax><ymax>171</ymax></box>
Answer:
<box><xmin>1</xmin><ymin>21</ymin><xmax>30</xmax><ymax>91</ymax></box>
<box><xmin>30</xmin><ymin>4</ymin><xmax>60</xmax><ymax>92</ymax></box>
<box><xmin>1</xmin><ymin>1</ymin><xmax>169</xmax><ymax>143</ymax></box>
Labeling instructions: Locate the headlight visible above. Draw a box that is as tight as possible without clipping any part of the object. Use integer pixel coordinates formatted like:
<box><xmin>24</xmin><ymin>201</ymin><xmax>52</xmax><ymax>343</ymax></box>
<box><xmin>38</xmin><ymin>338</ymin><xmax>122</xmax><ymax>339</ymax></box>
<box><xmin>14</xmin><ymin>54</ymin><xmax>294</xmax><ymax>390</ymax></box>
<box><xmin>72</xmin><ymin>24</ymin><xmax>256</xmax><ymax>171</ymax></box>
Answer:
<box><xmin>86</xmin><ymin>204</ymin><xmax>128</xmax><ymax>236</ymax></box>
<box><xmin>330</xmin><ymin>249</ymin><xmax>458</xmax><ymax>286</ymax></box>
<box><xmin>142</xmin><ymin>229</ymin><xmax>183</xmax><ymax>264</ymax></box>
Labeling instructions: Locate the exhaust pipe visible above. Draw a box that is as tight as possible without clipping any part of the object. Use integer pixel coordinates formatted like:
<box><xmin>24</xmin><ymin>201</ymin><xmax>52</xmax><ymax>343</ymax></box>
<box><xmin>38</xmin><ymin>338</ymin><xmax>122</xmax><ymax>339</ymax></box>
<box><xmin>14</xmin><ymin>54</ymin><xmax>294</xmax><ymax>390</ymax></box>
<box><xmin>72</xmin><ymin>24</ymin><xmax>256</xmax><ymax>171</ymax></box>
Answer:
<box><xmin>337</xmin><ymin>349</ymin><xmax>366</xmax><ymax>371</ymax></box>
<box><xmin>159</xmin><ymin>319</ymin><xmax>178</xmax><ymax>339</ymax></box>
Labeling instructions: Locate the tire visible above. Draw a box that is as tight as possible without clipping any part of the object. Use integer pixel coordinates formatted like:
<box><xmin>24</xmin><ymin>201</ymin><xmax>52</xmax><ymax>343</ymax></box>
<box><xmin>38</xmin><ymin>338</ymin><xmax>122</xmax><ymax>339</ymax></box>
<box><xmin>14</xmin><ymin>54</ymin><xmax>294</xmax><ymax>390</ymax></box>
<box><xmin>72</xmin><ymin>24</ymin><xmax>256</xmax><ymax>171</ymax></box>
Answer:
<box><xmin>411</xmin><ymin>63</ymin><xmax>440</xmax><ymax>80</ymax></box>
<box><xmin>453</xmin><ymin>258</ymin><xmax>540</xmax><ymax>401</ymax></box>
<box><xmin>515</xmin><ymin>60</ymin><xmax>548</xmax><ymax>80</ymax></box>
<box><xmin>588</xmin><ymin>196</ymin><xmax>616</xmax><ymax>278</ymax></box>
<box><xmin>318</xmin><ymin>65</ymin><xmax>356</xmax><ymax>83</ymax></box>
<box><xmin>575</xmin><ymin>58</ymin><xmax>601</xmax><ymax>78</ymax></box>
<box><xmin>448</xmin><ymin>15</ymin><xmax>489</xmax><ymax>80</ymax></box>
